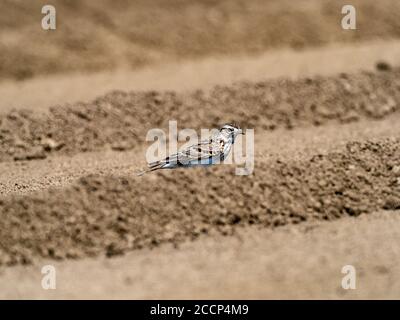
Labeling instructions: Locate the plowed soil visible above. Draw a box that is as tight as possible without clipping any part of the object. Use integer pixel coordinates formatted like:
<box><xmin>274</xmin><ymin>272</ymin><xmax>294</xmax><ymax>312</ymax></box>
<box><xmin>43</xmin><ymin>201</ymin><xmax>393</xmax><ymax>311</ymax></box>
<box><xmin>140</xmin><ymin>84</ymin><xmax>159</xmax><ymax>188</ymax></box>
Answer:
<box><xmin>1</xmin><ymin>135</ymin><xmax>400</xmax><ymax>266</ymax></box>
<box><xmin>1</xmin><ymin>68</ymin><xmax>399</xmax><ymax>162</ymax></box>
<box><xmin>1</xmin><ymin>1</ymin><xmax>400</xmax><ymax>300</ymax></box>
<box><xmin>2</xmin><ymin>0</ymin><xmax>400</xmax><ymax>81</ymax></box>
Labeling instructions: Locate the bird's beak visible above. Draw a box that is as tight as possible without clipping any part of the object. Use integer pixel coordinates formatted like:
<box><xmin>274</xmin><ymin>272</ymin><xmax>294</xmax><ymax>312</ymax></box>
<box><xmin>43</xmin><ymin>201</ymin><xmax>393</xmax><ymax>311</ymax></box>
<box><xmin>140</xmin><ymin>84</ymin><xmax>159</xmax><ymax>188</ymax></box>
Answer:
<box><xmin>239</xmin><ymin>129</ymin><xmax>245</xmax><ymax>135</ymax></box>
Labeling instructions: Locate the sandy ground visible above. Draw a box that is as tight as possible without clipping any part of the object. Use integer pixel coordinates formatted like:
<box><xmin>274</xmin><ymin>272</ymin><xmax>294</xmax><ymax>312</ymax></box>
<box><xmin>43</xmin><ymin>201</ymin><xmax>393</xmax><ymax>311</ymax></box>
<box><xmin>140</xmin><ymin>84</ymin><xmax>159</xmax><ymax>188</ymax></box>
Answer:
<box><xmin>2</xmin><ymin>211</ymin><xmax>399</xmax><ymax>299</ymax></box>
<box><xmin>1</xmin><ymin>116</ymin><xmax>399</xmax><ymax>196</ymax></box>
<box><xmin>1</xmin><ymin>40</ymin><xmax>400</xmax><ymax>113</ymax></box>
<box><xmin>0</xmin><ymin>108</ymin><xmax>399</xmax><ymax>298</ymax></box>
<box><xmin>1</xmin><ymin>2</ymin><xmax>400</xmax><ymax>300</ymax></box>
<box><xmin>2</xmin><ymin>0</ymin><xmax>400</xmax><ymax>80</ymax></box>
<box><xmin>0</xmin><ymin>109</ymin><xmax>400</xmax><ymax>298</ymax></box>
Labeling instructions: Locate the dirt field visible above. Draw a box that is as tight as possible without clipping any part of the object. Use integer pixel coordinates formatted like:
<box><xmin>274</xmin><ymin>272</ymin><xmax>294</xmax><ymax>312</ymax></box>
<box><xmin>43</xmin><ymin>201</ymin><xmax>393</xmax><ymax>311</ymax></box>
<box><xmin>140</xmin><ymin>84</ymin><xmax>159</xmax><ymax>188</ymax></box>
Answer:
<box><xmin>1</xmin><ymin>1</ymin><xmax>400</xmax><ymax>299</ymax></box>
<box><xmin>2</xmin><ymin>0</ymin><xmax>400</xmax><ymax>80</ymax></box>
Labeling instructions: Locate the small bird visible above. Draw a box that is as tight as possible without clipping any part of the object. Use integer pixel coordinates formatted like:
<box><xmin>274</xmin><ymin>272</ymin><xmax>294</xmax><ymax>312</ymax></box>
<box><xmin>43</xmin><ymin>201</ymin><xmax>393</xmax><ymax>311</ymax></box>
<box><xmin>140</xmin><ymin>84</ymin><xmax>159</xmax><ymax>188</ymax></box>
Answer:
<box><xmin>138</xmin><ymin>124</ymin><xmax>244</xmax><ymax>175</ymax></box>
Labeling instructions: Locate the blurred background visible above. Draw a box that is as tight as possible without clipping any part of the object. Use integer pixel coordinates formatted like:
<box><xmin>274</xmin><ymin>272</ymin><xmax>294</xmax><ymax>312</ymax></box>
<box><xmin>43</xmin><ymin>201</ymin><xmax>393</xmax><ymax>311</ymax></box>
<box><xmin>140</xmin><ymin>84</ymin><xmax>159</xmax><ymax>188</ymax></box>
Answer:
<box><xmin>1</xmin><ymin>0</ymin><xmax>400</xmax><ymax>81</ymax></box>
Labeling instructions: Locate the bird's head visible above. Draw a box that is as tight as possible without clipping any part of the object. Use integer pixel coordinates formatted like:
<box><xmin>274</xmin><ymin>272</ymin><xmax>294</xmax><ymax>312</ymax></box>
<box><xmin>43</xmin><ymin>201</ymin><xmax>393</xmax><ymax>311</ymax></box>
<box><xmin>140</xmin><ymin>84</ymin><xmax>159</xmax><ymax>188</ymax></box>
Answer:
<box><xmin>220</xmin><ymin>123</ymin><xmax>244</xmax><ymax>141</ymax></box>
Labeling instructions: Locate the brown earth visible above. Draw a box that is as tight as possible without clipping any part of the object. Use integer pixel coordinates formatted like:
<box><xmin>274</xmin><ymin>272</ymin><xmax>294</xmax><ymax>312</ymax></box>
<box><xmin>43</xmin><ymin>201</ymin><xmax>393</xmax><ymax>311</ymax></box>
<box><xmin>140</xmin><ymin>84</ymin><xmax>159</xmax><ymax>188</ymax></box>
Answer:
<box><xmin>0</xmin><ymin>115</ymin><xmax>400</xmax><ymax>298</ymax></box>
<box><xmin>2</xmin><ymin>40</ymin><xmax>400</xmax><ymax>113</ymax></box>
<box><xmin>1</xmin><ymin>67</ymin><xmax>399</xmax><ymax>163</ymax></box>
<box><xmin>0</xmin><ymin>65</ymin><xmax>399</xmax><ymax>297</ymax></box>
<box><xmin>0</xmin><ymin>134</ymin><xmax>400</xmax><ymax>266</ymax></box>
<box><xmin>2</xmin><ymin>0</ymin><xmax>400</xmax><ymax>300</ymax></box>
<box><xmin>2</xmin><ymin>211</ymin><xmax>400</xmax><ymax>299</ymax></box>
<box><xmin>2</xmin><ymin>0</ymin><xmax>400</xmax><ymax>80</ymax></box>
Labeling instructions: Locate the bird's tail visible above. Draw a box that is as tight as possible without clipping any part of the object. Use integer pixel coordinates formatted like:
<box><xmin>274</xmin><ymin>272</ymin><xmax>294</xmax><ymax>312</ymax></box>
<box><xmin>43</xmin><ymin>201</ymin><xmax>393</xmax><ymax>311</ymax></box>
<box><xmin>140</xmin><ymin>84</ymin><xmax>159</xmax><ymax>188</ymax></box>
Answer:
<box><xmin>136</xmin><ymin>161</ymin><xmax>164</xmax><ymax>176</ymax></box>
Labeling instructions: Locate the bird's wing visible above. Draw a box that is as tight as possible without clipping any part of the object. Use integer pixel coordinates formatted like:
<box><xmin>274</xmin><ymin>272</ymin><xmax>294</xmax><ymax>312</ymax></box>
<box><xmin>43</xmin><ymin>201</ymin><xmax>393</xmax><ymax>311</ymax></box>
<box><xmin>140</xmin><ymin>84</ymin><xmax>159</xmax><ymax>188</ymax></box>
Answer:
<box><xmin>176</xmin><ymin>138</ymin><xmax>224</xmax><ymax>164</ymax></box>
